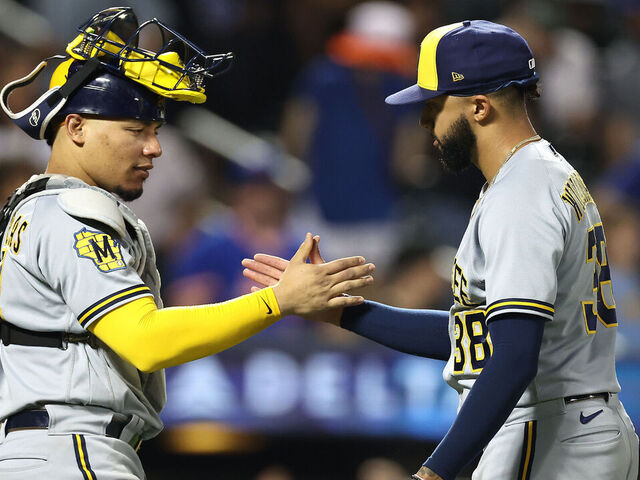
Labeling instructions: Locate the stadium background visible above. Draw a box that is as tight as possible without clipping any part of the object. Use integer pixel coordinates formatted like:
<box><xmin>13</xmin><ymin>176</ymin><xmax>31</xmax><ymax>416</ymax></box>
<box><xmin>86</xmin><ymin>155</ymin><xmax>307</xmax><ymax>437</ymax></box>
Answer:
<box><xmin>1</xmin><ymin>0</ymin><xmax>640</xmax><ymax>478</ymax></box>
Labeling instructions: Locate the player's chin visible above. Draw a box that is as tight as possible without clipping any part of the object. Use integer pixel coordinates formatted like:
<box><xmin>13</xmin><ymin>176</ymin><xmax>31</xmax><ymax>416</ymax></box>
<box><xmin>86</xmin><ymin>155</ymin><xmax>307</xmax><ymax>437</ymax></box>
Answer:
<box><xmin>113</xmin><ymin>184</ymin><xmax>144</xmax><ymax>202</ymax></box>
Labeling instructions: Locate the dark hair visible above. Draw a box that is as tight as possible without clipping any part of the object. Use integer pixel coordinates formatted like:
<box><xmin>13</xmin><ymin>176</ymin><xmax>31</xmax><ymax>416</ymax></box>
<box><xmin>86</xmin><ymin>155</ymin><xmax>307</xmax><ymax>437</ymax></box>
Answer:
<box><xmin>44</xmin><ymin>120</ymin><xmax>63</xmax><ymax>146</ymax></box>
<box><xmin>489</xmin><ymin>83</ymin><xmax>541</xmax><ymax>107</ymax></box>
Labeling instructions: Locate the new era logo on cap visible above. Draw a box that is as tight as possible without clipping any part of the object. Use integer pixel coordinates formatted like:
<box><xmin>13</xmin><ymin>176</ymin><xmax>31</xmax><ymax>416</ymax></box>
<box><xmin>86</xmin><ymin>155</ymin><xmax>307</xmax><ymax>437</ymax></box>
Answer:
<box><xmin>385</xmin><ymin>20</ymin><xmax>539</xmax><ymax>105</ymax></box>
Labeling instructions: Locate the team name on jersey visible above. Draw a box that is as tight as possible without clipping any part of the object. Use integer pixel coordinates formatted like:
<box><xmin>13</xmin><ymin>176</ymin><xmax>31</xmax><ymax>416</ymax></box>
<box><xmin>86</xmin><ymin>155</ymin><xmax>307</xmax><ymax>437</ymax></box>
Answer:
<box><xmin>561</xmin><ymin>172</ymin><xmax>594</xmax><ymax>222</ymax></box>
<box><xmin>452</xmin><ymin>258</ymin><xmax>474</xmax><ymax>306</ymax></box>
<box><xmin>5</xmin><ymin>215</ymin><xmax>29</xmax><ymax>254</ymax></box>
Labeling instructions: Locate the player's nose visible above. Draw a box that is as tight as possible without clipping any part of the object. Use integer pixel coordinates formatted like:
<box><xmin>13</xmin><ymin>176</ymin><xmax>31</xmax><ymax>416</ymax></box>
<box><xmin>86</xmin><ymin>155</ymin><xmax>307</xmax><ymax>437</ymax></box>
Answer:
<box><xmin>143</xmin><ymin>134</ymin><xmax>162</xmax><ymax>158</ymax></box>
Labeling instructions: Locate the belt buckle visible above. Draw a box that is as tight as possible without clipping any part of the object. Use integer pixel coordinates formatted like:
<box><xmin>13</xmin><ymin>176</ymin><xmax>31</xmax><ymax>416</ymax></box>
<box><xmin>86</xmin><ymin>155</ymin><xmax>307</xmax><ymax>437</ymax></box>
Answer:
<box><xmin>62</xmin><ymin>332</ymin><xmax>97</xmax><ymax>350</ymax></box>
<box><xmin>565</xmin><ymin>392</ymin><xmax>609</xmax><ymax>404</ymax></box>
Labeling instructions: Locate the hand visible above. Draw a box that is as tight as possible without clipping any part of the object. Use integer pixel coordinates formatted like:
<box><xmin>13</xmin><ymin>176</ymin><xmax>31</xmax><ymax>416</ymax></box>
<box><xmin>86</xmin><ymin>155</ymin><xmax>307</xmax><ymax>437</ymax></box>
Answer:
<box><xmin>243</xmin><ymin>235</ymin><xmax>346</xmax><ymax>325</ymax></box>
<box><xmin>412</xmin><ymin>466</ymin><xmax>443</xmax><ymax>480</ymax></box>
<box><xmin>242</xmin><ymin>234</ymin><xmax>374</xmax><ymax>318</ymax></box>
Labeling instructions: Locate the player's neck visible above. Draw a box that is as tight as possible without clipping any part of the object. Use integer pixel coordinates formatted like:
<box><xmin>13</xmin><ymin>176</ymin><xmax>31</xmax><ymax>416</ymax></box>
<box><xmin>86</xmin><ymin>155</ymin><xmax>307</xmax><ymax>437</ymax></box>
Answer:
<box><xmin>47</xmin><ymin>142</ymin><xmax>96</xmax><ymax>187</ymax></box>
<box><xmin>475</xmin><ymin>118</ymin><xmax>538</xmax><ymax>184</ymax></box>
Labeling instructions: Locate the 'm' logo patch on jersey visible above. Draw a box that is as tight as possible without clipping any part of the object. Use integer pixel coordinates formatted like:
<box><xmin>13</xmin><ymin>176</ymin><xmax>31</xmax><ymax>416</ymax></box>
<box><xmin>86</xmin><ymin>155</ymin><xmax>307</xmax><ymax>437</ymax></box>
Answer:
<box><xmin>73</xmin><ymin>228</ymin><xmax>126</xmax><ymax>273</ymax></box>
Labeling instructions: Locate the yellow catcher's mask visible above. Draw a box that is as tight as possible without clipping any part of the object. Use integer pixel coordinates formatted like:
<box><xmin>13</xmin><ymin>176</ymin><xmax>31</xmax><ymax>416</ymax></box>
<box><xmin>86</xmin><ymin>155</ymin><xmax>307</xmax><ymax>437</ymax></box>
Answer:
<box><xmin>64</xmin><ymin>7</ymin><xmax>234</xmax><ymax>104</ymax></box>
<box><xmin>66</xmin><ymin>31</ymin><xmax>206</xmax><ymax>103</ymax></box>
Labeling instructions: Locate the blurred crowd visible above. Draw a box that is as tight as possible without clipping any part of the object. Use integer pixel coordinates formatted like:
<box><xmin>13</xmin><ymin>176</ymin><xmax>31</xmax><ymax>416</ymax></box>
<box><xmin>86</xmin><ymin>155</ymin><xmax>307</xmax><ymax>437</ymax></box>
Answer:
<box><xmin>1</xmin><ymin>0</ymin><xmax>640</xmax><ymax>477</ymax></box>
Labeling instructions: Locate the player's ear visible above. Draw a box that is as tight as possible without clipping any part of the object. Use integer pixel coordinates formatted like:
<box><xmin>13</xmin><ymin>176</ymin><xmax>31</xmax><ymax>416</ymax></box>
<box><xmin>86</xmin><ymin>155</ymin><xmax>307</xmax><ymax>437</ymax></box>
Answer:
<box><xmin>470</xmin><ymin>95</ymin><xmax>491</xmax><ymax>124</ymax></box>
<box><xmin>63</xmin><ymin>114</ymin><xmax>86</xmax><ymax>146</ymax></box>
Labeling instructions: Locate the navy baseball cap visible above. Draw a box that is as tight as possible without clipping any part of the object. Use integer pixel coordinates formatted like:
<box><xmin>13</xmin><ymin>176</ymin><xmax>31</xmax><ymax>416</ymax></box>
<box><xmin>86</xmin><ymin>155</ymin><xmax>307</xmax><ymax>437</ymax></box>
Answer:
<box><xmin>385</xmin><ymin>20</ymin><xmax>539</xmax><ymax>105</ymax></box>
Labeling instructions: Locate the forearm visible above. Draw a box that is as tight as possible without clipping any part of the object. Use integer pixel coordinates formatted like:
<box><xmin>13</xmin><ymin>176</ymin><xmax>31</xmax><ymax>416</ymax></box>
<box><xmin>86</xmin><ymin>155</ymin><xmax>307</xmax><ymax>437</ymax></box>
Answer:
<box><xmin>422</xmin><ymin>316</ymin><xmax>544</xmax><ymax>480</ymax></box>
<box><xmin>89</xmin><ymin>288</ymin><xmax>281</xmax><ymax>372</ymax></box>
<box><xmin>340</xmin><ymin>301</ymin><xmax>450</xmax><ymax>360</ymax></box>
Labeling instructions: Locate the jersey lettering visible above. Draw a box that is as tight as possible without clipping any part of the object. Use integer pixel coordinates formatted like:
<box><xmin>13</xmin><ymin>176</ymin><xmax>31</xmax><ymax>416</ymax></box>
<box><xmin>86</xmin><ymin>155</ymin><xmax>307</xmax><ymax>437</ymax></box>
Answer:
<box><xmin>452</xmin><ymin>258</ymin><xmax>474</xmax><ymax>307</ymax></box>
<box><xmin>73</xmin><ymin>228</ymin><xmax>126</xmax><ymax>273</ymax></box>
<box><xmin>561</xmin><ymin>172</ymin><xmax>594</xmax><ymax>222</ymax></box>
<box><xmin>453</xmin><ymin>310</ymin><xmax>492</xmax><ymax>374</ymax></box>
<box><xmin>5</xmin><ymin>215</ymin><xmax>29</xmax><ymax>255</ymax></box>
<box><xmin>582</xmin><ymin>223</ymin><xmax>616</xmax><ymax>334</ymax></box>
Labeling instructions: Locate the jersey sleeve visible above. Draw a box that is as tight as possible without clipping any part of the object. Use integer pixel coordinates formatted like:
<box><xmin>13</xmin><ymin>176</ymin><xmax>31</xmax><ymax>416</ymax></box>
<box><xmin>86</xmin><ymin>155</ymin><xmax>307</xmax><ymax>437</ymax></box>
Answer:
<box><xmin>479</xmin><ymin>165</ymin><xmax>567</xmax><ymax>323</ymax></box>
<box><xmin>31</xmin><ymin>197</ymin><xmax>154</xmax><ymax>329</ymax></box>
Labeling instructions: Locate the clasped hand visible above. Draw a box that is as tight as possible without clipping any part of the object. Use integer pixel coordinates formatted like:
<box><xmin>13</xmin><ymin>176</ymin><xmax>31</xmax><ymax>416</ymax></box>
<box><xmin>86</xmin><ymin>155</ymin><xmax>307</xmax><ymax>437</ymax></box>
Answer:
<box><xmin>242</xmin><ymin>233</ymin><xmax>374</xmax><ymax>318</ymax></box>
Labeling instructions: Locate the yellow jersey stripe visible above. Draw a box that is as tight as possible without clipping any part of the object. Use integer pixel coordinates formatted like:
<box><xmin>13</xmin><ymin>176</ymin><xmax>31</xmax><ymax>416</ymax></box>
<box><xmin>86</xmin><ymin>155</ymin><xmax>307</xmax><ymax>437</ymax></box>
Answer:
<box><xmin>74</xmin><ymin>434</ymin><xmax>95</xmax><ymax>480</ymax></box>
<box><xmin>520</xmin><ymin>421</ymin><xmax>534</xmax><ymax>480</ymax></box>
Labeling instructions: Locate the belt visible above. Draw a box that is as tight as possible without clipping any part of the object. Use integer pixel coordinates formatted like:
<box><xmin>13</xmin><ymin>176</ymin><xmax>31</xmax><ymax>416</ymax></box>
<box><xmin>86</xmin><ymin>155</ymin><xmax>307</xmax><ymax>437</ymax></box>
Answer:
<box><xmin>4</xmin><ymin>409</ymin><xmax>143</xmax><ymax>451</ymax></box>
<box><xmin>0</xmin><ymin>320</ymin><xmax>98</xmax><ymax>349</ymax></box>
<box><xmin>564</xmin><ymin>392</ymin><xmax>611</xmax><ymax>404</ymax></box>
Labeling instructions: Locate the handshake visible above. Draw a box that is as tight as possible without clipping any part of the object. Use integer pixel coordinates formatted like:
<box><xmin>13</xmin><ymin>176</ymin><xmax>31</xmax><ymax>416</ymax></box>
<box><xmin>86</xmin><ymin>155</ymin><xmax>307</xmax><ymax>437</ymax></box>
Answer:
<box><xmin>242</xmin><ymin>232</ymin><xmax>375</xmax><ymax>321</ymax></box>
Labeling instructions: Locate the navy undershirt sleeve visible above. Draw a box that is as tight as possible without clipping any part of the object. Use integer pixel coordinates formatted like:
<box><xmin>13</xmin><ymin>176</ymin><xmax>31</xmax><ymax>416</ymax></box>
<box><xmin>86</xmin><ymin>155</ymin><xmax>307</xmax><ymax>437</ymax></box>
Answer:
<box><xmin>340</xmin><ymin>301</ymin><xmax>450</xmax><ymax>361</ymax></box>
<box><xmin>423</xmin><ymin>315</ymin><xmax>545</xmax><ymax>480</ymax></box>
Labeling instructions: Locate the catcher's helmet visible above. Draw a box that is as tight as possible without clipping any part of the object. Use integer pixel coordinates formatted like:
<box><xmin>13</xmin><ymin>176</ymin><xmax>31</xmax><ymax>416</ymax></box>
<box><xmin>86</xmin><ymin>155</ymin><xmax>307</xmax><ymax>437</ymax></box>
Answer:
<box><xmin>0</xmin><ymin>7</ymin><xmax>234</xmax><ymax>140</ymax></box>
<box><xmin>49</xmin><ymin>59</ymin><xmax>166</xmax><ymax>126</ymax></box>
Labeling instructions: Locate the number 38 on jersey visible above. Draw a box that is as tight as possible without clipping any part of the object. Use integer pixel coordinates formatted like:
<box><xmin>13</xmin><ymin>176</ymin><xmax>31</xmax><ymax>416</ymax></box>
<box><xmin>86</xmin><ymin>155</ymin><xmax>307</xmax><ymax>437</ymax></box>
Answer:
<box><xmin>583</xmin><ymin>223</ymin><xmax>617</xmax><ymax>334</ymax></box>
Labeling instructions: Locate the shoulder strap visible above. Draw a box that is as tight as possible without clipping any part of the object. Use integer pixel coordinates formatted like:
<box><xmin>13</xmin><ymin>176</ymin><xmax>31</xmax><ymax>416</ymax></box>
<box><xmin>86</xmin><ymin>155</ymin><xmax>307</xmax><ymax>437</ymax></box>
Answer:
<box><xmin>0</xmin><ymin>177</ymin><xmax>49</xmax><ymax>243</ymax></box>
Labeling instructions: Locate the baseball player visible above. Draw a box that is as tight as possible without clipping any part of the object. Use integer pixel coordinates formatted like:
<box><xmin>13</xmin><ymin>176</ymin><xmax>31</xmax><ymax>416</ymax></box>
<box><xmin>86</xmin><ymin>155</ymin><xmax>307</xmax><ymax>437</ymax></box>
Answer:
<box><xmin>0</xmin><ymin>7</ymin><xmax>374</xmax><ymax>479</ymax></box>
<box><xmin>243</xmin><ymin>20</ymin><xmax>639</xmax><ymax>480</ymax></box>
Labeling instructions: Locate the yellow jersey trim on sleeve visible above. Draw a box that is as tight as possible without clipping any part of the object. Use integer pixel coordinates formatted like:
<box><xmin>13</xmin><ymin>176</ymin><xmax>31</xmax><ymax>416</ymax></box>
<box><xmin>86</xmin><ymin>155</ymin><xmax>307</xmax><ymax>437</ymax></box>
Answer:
<box><xmin>485</xmin><ymin>298</ymin><xmax>554</xmax><ymax>322</ymax></box>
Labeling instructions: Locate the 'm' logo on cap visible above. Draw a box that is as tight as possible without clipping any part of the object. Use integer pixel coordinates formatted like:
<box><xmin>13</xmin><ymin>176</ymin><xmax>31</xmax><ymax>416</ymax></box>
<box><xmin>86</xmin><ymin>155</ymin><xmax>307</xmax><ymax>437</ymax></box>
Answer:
<box><xmin>451</xmin><ymin>72</ymin><xmax>464</xmax><ymax>82</ymax></box>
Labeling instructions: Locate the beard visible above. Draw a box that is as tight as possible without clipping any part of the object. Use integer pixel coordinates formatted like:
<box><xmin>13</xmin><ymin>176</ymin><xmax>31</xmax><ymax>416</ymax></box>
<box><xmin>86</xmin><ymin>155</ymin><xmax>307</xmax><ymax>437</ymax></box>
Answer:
<box><xmin>113</xmin><ymin>185</ymin><xmax>143</xmax><ymax>201</ymax></box>
<box><xmin>434</xmin><ymin>115</ymin><xmax>477</xmax><ymax>174</ymax></box>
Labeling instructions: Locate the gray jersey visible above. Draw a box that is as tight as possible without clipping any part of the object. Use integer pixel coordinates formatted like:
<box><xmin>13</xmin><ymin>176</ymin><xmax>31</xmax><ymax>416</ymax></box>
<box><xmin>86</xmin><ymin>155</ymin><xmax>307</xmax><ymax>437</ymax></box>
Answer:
<box><xmin>0</xmin><ymin>175</ymin><xmax>165</xmax><ymax>439</ymax></box>
<box><xmin>444</xmin><ymin>139</ymin><xmax>620</xmax><ymax>406</ymax></box>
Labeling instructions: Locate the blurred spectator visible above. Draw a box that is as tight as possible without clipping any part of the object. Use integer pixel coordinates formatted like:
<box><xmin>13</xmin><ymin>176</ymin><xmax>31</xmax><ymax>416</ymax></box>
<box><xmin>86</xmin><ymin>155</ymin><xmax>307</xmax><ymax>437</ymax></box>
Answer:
<box><xmin>281</xmin><ymin>1</ymin><xmax>425</xmax><ymax>271</ymax></box>
<box><xmin>356</xmin><ymin>457</ymin><xmax>406</xmax><ymax>480</ymax></box>
<box><xmin>500</xmin><ymin>1</ymin><xmax>602</xmax><ymax>177</ymax></box>
<box><xmin>594</xmin><ymin>192</ymin><xmax>640</xmax><ymax>359</ymax></box>
<box><xmin>604</xmin><ymin>3</ymin><xmax>640</xmax><ymax>111</ymax></box>
<box><xmin>602</xmin><ymin>2</ymin><xmax>640</xmax><ymax>157</ymax></box>
<box><xmin>0</xmin><ymin>36</ymin><xmax>52</xmax><ymax>169</ymax></box>
<box><xmin>0</xmin><ymin>157</ymin><xmax>41</xmax><ymax>201</ymax></box>
<box><xmin>598</xmin><ymin>133</ymin><xmax>640</xmax><ymax>209</ymax></box>
<box><xmin>166</xmin><ymin>160</ymin><xmax>300</xmax><ymax>309</ymax></box>
<box><xmin>168</xmin><ymin>0</ymin><xmax>300</xmax><ymax>131</ymax></box>
<box><xmin>253</xmin><ymin>465</ymin><xmax>295</xmax><ymax>480</ymax></box>
<box><xmin>601</xmin><ymin>200</ymin><xmax>640</xmax><ymax>323</ymax></box>
<box><xmin>378</xmin><ymin>245</ymin><xmax>453</xmax><ymax>311</ymax></box>
<box><xmin>24</xmin><ymin>0</ymin><xmax>178</xmax><ymax>43</ymax></box>
<box><xmin>128</xmin><ymin>126</ymin><xmax>209</xmax><ymax>253</ymax></box>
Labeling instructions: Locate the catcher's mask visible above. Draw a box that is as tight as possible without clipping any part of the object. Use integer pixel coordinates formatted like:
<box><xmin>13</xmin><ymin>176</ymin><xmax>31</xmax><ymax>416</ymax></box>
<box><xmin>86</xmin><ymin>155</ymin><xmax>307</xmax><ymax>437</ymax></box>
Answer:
<box><xmin>0</xmin><ymin>6</ymin><xmax>235</xmax><ymax>140</ymax></box>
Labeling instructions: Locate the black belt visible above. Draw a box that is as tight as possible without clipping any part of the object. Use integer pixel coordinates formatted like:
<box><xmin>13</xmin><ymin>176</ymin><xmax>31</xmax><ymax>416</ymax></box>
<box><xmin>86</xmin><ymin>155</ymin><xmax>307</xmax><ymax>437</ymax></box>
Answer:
<box><xmin>4</xmin><ymin>410</ymin><xmax>143</xmax><ymax>451</ymax></box>
<box><xmin>0</xmin><ymin>320</ymin><xmax>98</xmax><ymax>349</ymax></box>
<box><xmin>564</xmin><ymin>392</ymin><xmax>611</xmax><ymax>404</ymax></box>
